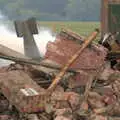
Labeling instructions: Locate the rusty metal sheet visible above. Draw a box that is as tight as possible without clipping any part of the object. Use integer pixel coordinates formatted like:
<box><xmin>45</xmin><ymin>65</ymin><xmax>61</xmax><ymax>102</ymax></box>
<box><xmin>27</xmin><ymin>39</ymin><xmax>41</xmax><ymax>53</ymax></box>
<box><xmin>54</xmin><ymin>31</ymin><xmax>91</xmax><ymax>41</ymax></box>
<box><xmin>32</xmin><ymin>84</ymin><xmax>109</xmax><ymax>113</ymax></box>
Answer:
<box><xmin>0</xmin><ymin>70</ymin><xmax>45</xmax><ymax>113</ymax></box>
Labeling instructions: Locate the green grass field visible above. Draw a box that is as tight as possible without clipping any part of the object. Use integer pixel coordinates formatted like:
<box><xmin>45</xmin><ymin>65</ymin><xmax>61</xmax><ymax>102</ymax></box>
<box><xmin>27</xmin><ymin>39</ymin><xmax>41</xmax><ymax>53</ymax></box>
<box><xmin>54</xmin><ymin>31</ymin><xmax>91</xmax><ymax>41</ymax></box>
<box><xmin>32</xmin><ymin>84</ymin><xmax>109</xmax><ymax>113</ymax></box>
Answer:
<box><xmin>38</xmin><ymin>21</ymin><xmax>100</xmax><ymax>37</ymax></box>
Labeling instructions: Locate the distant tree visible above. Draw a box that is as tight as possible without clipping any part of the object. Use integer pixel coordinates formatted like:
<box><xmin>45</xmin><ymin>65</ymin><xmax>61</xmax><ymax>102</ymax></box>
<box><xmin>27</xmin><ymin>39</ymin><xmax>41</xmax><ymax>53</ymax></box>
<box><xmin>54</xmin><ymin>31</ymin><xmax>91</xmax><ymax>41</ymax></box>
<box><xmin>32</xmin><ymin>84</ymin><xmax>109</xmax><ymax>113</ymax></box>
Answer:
<box><xmin>66</xmin><ymin>0</ymin><xmax>100</xmax><ymax>21</ymax></box>
<box><xmin>0</xmin><ymin>0</ymin><xmax>100</xmax><ymax>21</ymax></box>
<box><xmin>24</xmin><ymin>0</ymin><xmax>68</xmax><ymax>15</ymax></box>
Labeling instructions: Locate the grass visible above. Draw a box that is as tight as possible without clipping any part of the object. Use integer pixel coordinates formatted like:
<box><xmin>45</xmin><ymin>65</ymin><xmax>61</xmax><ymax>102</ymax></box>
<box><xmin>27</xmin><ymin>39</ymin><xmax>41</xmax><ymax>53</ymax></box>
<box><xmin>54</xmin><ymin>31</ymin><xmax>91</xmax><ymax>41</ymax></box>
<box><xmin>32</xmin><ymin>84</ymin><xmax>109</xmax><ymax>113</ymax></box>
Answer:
<box><xmin>2</xmin><ymin>20</ymin><xmax>100</xmax><ymax>37</ymax></box>
<box><xmin>38</xmin><ymin>21</ymin><xmax>100</xmax><ymax>37</ymax></box>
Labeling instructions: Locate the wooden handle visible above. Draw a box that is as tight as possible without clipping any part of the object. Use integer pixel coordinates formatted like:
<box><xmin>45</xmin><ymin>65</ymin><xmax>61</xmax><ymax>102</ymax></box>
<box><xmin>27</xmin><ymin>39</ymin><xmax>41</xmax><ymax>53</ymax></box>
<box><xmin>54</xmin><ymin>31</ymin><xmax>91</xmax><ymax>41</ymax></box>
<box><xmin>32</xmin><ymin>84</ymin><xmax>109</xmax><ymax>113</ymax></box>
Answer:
<box><xmin>47</xmin><ymin>29</ymin><xmax>99</xmax><ymax>93</ymax></box>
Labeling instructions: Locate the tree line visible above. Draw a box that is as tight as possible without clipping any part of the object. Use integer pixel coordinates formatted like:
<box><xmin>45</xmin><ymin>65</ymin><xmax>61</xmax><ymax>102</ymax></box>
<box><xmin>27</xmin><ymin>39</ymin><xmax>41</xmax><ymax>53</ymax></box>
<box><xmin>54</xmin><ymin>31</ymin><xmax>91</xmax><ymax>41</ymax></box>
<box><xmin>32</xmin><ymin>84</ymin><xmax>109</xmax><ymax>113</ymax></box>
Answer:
<box><xmin>0</xmin><ymin>0</ymin><xmax>101</xmax><ymax>21</ymax></box>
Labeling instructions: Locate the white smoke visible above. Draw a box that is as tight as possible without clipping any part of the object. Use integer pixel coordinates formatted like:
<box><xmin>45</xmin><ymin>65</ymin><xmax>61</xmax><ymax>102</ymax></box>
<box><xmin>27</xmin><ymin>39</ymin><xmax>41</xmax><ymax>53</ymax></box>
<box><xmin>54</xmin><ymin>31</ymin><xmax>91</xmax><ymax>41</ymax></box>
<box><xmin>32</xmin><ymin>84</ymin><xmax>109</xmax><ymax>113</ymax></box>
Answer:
<box><xmin>34</xmin><ymin>27</ymin><xmax>56</xmax><ymax>56</ymax></box>
<box><xmin>0</xmin><ymin>26</ymin><xmax>56</xmax><ymax>55</ymax></box>
<box><xmin>0</xmin><ymin>25</ymin><xmax>24</xmax><ymax>53</ymax></box>
<box><xmin>0</xmin><ymin>14</ymin><xmax>56</xmax><ymax>66</ymax></box>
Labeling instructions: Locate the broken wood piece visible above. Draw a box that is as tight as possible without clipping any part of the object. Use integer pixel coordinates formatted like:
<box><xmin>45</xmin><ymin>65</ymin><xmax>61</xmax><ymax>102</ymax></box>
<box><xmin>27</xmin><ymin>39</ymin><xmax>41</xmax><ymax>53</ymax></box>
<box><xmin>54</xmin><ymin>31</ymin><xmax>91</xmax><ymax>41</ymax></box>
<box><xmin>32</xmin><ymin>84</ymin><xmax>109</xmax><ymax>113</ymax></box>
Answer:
<box><xmin>47</xmin><ymin>29</ymin><xmax>99</xmax><ymax>93</ymax></box>
<box><xmin>0</xmin><ymin>44</ymin><xmax>28</xmax><ymax>59</ymax></box>
<box><xmin>0</xmin><ymin>54</ymin><xmax>41</xmax><ymax>65</ymax></box>
<box><xmin>0</xmin><ymin>54</ymin><xmax>78</xmax><ymax>74</ymax></box>
<box><xmin>60</xmin><ymin>28</ymin><xmax>84</xmax><ymax>43</ymax></box>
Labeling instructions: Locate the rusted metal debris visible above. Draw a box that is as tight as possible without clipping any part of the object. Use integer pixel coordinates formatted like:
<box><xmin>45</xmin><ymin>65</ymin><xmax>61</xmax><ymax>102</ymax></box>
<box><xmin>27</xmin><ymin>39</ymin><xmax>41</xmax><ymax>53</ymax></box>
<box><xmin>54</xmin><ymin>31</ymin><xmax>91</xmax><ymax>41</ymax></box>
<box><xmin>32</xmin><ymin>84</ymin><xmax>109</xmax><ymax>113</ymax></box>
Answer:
<box><xmin>0</xmin><ymin>27</ymin><xmax>120</xmax><ymax>120</ymax></box>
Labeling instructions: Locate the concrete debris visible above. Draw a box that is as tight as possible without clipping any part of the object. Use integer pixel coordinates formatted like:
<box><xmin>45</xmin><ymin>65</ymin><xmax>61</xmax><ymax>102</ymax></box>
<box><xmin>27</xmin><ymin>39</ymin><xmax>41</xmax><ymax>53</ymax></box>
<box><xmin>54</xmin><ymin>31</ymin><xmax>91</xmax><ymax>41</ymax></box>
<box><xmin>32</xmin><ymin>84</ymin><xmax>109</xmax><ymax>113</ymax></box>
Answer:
<box><xmin>0</xmin><ymin>28</ymin><xmax>120</xmax><ymax>120</ymax></box>
<box><xmin>88</xmin><ymin>92</ymin><xmax>105</xmax><ymax>109</ymax></box>
<box><xmin>54</xmin><ymin>116</ymin><xmax>73</xmax><ymax>120</ymax></box>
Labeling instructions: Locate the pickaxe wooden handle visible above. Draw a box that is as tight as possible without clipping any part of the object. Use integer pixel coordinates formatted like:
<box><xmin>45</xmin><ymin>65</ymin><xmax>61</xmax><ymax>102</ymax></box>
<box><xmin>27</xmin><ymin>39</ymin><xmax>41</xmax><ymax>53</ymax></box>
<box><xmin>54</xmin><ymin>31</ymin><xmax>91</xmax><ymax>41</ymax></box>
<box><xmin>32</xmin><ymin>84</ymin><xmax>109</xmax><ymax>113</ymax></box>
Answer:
<box><xmin>47</xmin><ymin>29</ymin><xmax>99</xmax><ymax>93</ymax></box>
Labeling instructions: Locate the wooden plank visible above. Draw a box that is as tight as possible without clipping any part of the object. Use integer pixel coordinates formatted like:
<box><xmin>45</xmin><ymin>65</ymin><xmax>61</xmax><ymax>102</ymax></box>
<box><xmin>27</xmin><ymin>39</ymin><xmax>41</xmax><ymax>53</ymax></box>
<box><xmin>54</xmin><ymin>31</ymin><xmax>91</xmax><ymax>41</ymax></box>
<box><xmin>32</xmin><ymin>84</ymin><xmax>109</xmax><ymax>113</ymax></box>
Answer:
<box><xmin>0</xmin><ymin>44</ymin><xmax>28</xmax><ymax>59</ymax></box>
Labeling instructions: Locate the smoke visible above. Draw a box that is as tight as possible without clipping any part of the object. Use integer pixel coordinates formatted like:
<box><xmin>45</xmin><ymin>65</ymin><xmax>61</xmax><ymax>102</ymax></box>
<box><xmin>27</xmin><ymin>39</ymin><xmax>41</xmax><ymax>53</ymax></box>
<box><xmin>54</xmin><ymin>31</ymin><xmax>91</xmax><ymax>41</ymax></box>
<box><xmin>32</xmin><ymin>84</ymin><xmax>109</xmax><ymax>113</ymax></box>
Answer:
<box><xmin>0</xmin><ymin>25</ymin><xmax>24</xmax><ymax>53</ymax></box>
<box><xmin>34</xmin><ymin>27</ymin><xmax>56</xmax><ymax>56</ymax></box>
<box><xmin>0</xmin><ymin>26</ymin><xmax>56</xmax><ymax>55</ymax></box>
<box><xmin>0</xmin><ymin>14</ymin><xmax>56</xmax><ymax>66</ymax></box>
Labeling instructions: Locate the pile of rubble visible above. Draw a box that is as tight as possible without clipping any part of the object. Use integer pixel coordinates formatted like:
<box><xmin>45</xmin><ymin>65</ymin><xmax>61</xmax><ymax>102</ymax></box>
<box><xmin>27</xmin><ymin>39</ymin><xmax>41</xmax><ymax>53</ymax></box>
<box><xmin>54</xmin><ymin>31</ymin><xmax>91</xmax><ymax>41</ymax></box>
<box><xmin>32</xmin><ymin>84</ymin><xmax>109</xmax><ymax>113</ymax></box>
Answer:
<box><xmin>0</xmin><ymin>29</ymin><xmax>120</xmax><ymax>120</ymax></box>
